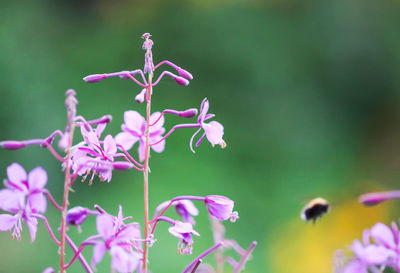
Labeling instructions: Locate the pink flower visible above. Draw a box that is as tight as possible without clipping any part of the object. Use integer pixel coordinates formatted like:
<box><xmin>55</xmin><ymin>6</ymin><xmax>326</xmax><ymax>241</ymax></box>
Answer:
<box><xmin>168</xmin><ymin>220</ymin><xmax>200</xmax><ymax>255</ymax></box>
<box><xmin>190</xmin><ymin>98</ymin><xmax>226</xmax><ymax>152</ymax></box>
<box><xmin>115</xmin><ymin>111</ymin><xmax>165</xmax><ymax>162</ymax></box>
<box><xmin>91</xmin><ymin>207</ymin><xmax>141</xmax><ymax>273</ymax></box>
<box><xmin>204</xmin><ymin>195</ymin><xmax>238</xmax><ymax>222</ymax></box>
<box><xmin>72</xmin><ymin>124</ymin><xmax>118</xmax><ymax>182</ymax></box>
<box><xmin>0</xmin><ymin>163</ymin><xmax>48</xmax><ymax>241</ymax></box>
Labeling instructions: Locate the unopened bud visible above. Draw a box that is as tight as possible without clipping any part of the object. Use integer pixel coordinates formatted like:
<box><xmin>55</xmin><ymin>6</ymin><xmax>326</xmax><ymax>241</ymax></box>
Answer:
<box><xmin>83</xmin><ymin>74</ymin><xmax>107</xmax><ymax>83</ymax></box>
<box><xmin>66</xmin><ymin>206</ymin><xmax>89</xmax><ymax>226</ymax></box>
<box><xmin>177</xmin><ymin>68</ymin><xmax>193</xmax><ymax>80</ymax></box>
<box><xmin>179</xmin><ymin>108</ymin><xmax>198</xmax><ymax>118</ymax></box>
<box><xmin>0</xmin><ymin>141</ymin><xmax>27</xmax><ymax>150</ymax></box>
<box><xmin>174</xmin><ymin>76</ymin><xmax>190</xmax><ymax>86</ymax></box>
<box><xmin>112</xmin><ymin>162</ymin><xmax>133</xmax><ymax>170</ymax></box>
<box><xmin>135</xmin><ymin>89</ymin><xmax>147</xmax><ymax>103</ymax></box>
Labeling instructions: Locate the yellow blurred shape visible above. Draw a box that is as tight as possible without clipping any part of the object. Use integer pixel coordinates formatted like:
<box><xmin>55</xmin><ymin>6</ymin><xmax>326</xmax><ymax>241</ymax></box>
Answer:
<box><xmin>268</xmin><ymin>199</ymin><xmax>390</xmax><ymax>273</ymax></box>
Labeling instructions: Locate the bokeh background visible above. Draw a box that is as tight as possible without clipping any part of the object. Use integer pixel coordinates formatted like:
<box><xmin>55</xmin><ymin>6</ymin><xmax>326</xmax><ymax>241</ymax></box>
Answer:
<box><xmin>1</xmin><ymin>0</ymin><xmax>400</xmax><ymax>272</ymax></box>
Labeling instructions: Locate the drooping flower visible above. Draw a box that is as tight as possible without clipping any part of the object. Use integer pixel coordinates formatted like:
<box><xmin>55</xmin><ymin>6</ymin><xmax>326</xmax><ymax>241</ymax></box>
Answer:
<box><xmin>72</xmin><ymin>123</ymin><xmax>119</xmax><ymax>182</ymax></box>
<box><xmin>0</xmin><ymin>163</ymin><xmax>48</xmax><ymax>241</ymax></box>
<box><xmin>168</xmin><ymin>220</ymin><xmax>200</xmax><ymax>255</ymax></box>
<box><xmin>190</xmin><ymin>98</ymin><xmax>226</xmax><ymax>152</ymax></box>
<box><xmin>204</xmin><ymin>195</ymin><xmax>237</xmax><ymax>222</ymax></box>
<box><xmin>91</xmin><ymin>207</ymin><xmax>141</xmax><ymax>273</ymax></box>
<box><xmin>115</xmin><ymin>111</ymin><xmax>165</xmax><ymax>162</ymax></box>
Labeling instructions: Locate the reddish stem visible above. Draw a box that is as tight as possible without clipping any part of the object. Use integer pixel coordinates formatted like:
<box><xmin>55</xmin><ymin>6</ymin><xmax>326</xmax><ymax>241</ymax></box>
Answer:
<box><xmin>142</xmin><ymin>74</ymin><xmax>152</xmax><ymax>273</ymax></box>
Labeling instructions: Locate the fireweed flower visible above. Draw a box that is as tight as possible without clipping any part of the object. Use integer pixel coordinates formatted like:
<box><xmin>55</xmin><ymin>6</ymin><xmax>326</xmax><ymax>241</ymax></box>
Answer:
<box><xmin>72</xmin><ymin>123</ymin><xmax>120</xmax><ymax>182</ymax></box>
<box><xmin>340</xmin><ymin>222</ymin><xmax>400</xmax><ymax>273</ymax></box>
<box><xmin>168</xmin><ymin>220</ymin><xmax>200</xmax><ymax>255</ymax></box>
<box><xmin>115</xmin><ymin>111</ymin><xmax>165</xmax><ymax>162</ymax></box>
<box><xmin>0</xmin><ymin>163</ymin><xmax>48</xmax><ymax>241</ymax></box>
<box><xmin>190</xmin><ymin>98</ymin><xmax>226</xmax><ymax>152</ymax></box>
<box><xmin>91</xmin><ymin>207</ymin><xmax>141</xmax><ymax>272</ymax></box>
<box><xmin>205</xmin><ymin>195</ymin><xmax>238</xmax><ymax>222</ymax></box>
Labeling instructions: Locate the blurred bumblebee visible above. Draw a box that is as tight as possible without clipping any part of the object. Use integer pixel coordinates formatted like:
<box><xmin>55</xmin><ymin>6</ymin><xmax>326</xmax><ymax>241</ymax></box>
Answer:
<box><xmin>300</xmin><ymin>197</ymin><xmax>329</xmax><ymax>223</ymax></box>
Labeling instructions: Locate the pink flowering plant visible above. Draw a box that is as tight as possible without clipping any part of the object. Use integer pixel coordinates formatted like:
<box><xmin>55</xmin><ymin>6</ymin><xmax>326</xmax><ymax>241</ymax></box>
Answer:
<box><xmin>334</xmin><ymin>190</ymin><xmax>400</xmax><ymax>272</ymax></box>
<box><xmin>0</xmin><ymin>33</ymin><xmax>256</xmax><ymax>273</ymax></box>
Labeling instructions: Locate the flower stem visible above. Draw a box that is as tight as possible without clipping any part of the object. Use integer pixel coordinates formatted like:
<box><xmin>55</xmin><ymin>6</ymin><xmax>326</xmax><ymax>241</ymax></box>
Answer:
<box><xmin>59</xmin><ymin>91</ymin><xmax>77</xmax><ymax>273</ymax></box>
<box><xmin>142</xmin><ymin>75</ymin><xmax>153</xmax><ymax>273</ymax></box>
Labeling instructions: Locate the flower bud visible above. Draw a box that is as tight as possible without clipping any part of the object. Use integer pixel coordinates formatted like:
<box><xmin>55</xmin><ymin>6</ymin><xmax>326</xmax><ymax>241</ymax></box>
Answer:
<box><xmin>83</xmin><ymin>74</ymin><xmax>107</xmax><ymax>83</ymax></box>
<box><xmin>0</xmin><ymin>141</ymin><xmax>27</xmax><ymax>150</ymax></box>
<box><xmin>112</xmin><ymin>162</ymin><xmax>133</xmax><ymax>170</ymax></box>
<box><xmin>359</xmin><ymin>191</ymin><xmax>400</xmax><ymax>206</ymax></box>
<box><xmin>204</xmin><ymin>195</ymin><xmax>235</xmax><ymax>221</ymax></box>
<box><xmin>179</xmin><ymin>108</ymin><xmax>198</xmax><ymax>118</ymax></box>
<box><xmin>135</xmin><ymin>88</ymin><xmax>147</xmax><ymax>103</ymax></box>
<box><xmin>177</xmin><ymin>68</ymin><xmax>193</xmax><ymax>80</ymax></box>
<box><xmin>66</xmin><ymin>206</ymin><xmax>89</xmax><ymax>226</ymax></box>
<box><xmin>174</xmin><ymin>76</ymin><xmax>190</xmax><ymax>86</ymax></box>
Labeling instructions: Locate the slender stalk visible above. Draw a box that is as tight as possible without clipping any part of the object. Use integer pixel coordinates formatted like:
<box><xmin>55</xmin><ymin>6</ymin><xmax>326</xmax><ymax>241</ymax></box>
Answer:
<box><xmin>233</xmin><ymin>241</ymin><xmax>257</xmax><ymax>273</ymax></box>
<box><xmin>60</xmin><ymin>92</ymin><xmax>77</xmax><ymax>273</ymax></box>
<box><xmin>142</xmin><ymin>74</ymin><xmax>153</xmax><ymax>273</ymax></box>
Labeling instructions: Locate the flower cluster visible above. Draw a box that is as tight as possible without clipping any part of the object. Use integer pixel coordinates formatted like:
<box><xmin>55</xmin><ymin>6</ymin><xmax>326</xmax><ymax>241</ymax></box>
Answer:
<box><xmin>0</xmin><ymin>33</ymin><xmax>255</xmax><ymax>273</ymax></box>
<box><xmin>339</xmin><ymin>222</ymin><xmax>400</xmax><ymax>273</ymax></box>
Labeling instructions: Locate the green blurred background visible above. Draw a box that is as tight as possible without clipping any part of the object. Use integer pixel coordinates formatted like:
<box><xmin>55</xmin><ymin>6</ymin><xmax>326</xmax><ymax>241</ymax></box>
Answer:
<box><xmin>1</xmin><ymin>0</ymin><xmax>400</xmax><ymax>272</ymax></box>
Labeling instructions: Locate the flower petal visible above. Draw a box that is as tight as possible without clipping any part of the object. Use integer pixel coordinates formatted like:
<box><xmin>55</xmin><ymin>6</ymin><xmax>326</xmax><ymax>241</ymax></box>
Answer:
<box><xmin>199</xmin><ymin>98</ymin><xmax>209</xmax><ymax>120</ymax></box>
<box><xmin>150</xmin><ymin>135</ymin><xmax>165</xmax><ymax>154</ymax></box>
<box><xmin>110</xmin><ymin>246</ymin><xmax>140</xmax><ymax>273</ymax></box>
<box><xmin>203</xmin><ymin>121</ymin><xmax>224</xmax><ymax>146</ymax></box>
<box><xmin>28</xmin><ymin>193</ymin><xmax>47</xmax><ymax>213</ymax></box>
<box><xmin>28</xmin><ymin>167</ymin><xmax>47</xmax><ymax>191</ymax></box>
<box><xmin>342</xmin><ymin>259</ymin><xmax>367</xmax><ymax>273</ymax></box>
<box><xmin>115</xmin><ymin>132</ymin><xmax>139</xmax><ymax>151</ymax></box>
<box><xmin>26</xmin><ymin>216</ymin><xmax>38</xmax><ymax>242</ymax></box>
<box><xmin>138</xmin><ymin>141</ymin><xmax>146</xmax><ymax>162</ymax></box>
<box><xmin>149</xmin><ymin>112</ymin><xmax>165</xmax><ymax>134</ymax></box>
<box><xmin>91</xmin><ymin>242</ymin><xmax>107</xmax><ymax>270</ymax></box>
<box><xmin>104</xmin><ymin>135</ymin><xmax>117</xmax><ymax>155</ymax></box>
<box><xmin>96</xmin><ymin>214</ymin><xmax>114</xmax><ymax>238</ymax></box>
<box><xmin>95</xmin><ymin>123</ymin><xmax>106</xmax><ymax>139</ymax></box>
<box><xmin>124</xmin><ymin>111</ymin><xmax>145</xmax><ymax>134</ymax></box>
<box><xmin>7</xmin><ymin>163</ymin><xmax>27</xmax><ymax>188</ymax></box>
<box><xmin>0</xmin><ymin>189</ymin><xmax>24</xmax><ymax>212</ymax></box>
<box><xmin>0</xmin><ymin>214</ymin><xmax>18</xmax><ymax>231</ymax></box>
<box><xmin>370</xmin><ymin>222</ymin><xmax>396</xmax><ymax>248</ymax></box>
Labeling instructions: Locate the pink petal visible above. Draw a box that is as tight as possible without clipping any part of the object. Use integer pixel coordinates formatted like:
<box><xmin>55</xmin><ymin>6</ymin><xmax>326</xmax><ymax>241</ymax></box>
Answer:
<box><xmin>104</xmin><ymin>135</ymin><xmax>117</xmax><ymax>155</ymax></box>
<box><xmin>371</xmin><ymin>223</ymin><xmax>396</xmax><ymax>248</ymax></box>
<box><xmin>178</xmin><ymin>200</ymin><xmax>199</xmax><ymax>216</ymax></box>
<box><xmin>150</xmin><ymin>135</ymin><xmax>165</xmax><ymax>153</ymax></box>
<box><xmin>110</xmin><ymin>246</ymin><xmax>140</xmax><ymax>273</ymax></box>
<box><xmin>203</xmin><ymin>121</ymin><xmax>224</xmax><ymax>146</ymax></box>
<box><xmin>199</xmin><ymin>98</ymin><xmax>209</xmax><ymax>117</ymax></box>
<box><xmin>124</xmin><ymin>111</ymin><xmax>145</xmax><ymax>134</ymax></box>
<box><xmin>28</xmin><ymin>167</ymin><xmax>47</xmax><ymax>190</ymax></box>
<box><xmin>96</xmin><ymin>214</ymin><xmax>114</xmax><ymax>238</ymax></box>
<box><xmin>342</xmin><ymin>260</ymin><xmax>367</xmax><ymax>273</ymax></box>
<box><xmin>0</xmin><ymin>189</ymin><xmax>24</xmax><ymax>212</ymax></box>
<box><xmin>149</xmin><ymin>112</ymin><xmax>165</xmax><ymax>134</ymax></box>
<box><xmin>138</xmin><ymin>141</ymin><xmax>146</xmax><ymax>162</ymax></box>
<box><xmin>7</xmin><ymin>163</ymin><xmax>27</xmax><ymax>187</ymax></box>
<box><xmin>0</xmin><ymin>214</ymin><xmax>18</xmax><ymax>231</ymax></box>
<box><xmin>26</xmin><ymin>216</ymin><xmax>38</xmax><ymax>242</ymax></box>
<box><xmin>115</xmin><ymin>132</ymin><xmax>139</xmax><ymax>151</ymax></box>
<box><xmin>28</xmin><ymin>193</ymin><xmax>47</xmax><ymax>213</ymax></box>
<box><xmin>95</xmin><ymin>123</ymin><xmax>106</xmax><ymax>139</ymax></box>
<box><xmin>91</xmin><ymin>242</ymin><xmax>107</xmax><ymax>270</ymax></box>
